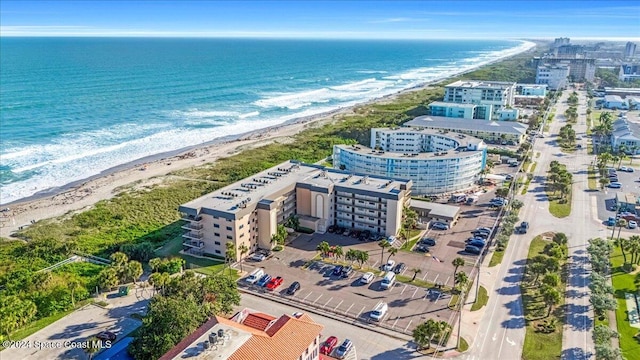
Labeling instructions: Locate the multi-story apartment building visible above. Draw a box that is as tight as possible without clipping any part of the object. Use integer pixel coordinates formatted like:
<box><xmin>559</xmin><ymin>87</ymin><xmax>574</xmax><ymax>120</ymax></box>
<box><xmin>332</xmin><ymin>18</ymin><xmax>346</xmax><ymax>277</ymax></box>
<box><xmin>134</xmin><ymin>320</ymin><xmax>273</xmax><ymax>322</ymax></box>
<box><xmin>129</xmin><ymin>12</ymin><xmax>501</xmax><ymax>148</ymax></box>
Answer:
<box><xmin>516</xmin><ymin>84</ymin><xmax>547</xmax><ymax>96</ymax></box>
<box><xmin>625</xmin><ymin>41</ymin><xmax>637</xmax><ymax>59</ymax></box>
<box><xmin>178</xmin><ymin>161</ymin><xmax>411</xmax><ymax>259</ymax></box>
<box><xmin>535</xmin><ymin>63</ymin><xmax>570</xmax><ymax>90</ymax></box>
<box><xmin>533</xmin><ymin>57</ymin><xmax>595</xmax><ymax>82</ymax></box>
<box><xmin>403</xmin><ymin>115</ymin><xmax>528</xmax><ymax>145</ymax></box>
<box><xmin>332</xmin><ymin>128</ymin><xmax>487</xmax><ymax>195</ymax></box>
<box><xmin>159</xmin><ymin>310</ymin><xmax>324</xmax><ymax>360</ymax></box>
<box><xmin>428</xmin><ymin>101</ymin><xmax>491</xmax><ymax>120</ymax></box>
<box><xmin>619</xmin><ymin>64</ymin><xmax>640</xmax><ymax>83</ymax></box>
<box><xmin>553</xmin><ymin>37</ymin><xmax>570</xmax><ymax>47</ymax></box>
<box><xmin>442</xmin><ymin>80</ymin><xmax>517</xmax><ymax>120</ymax></box>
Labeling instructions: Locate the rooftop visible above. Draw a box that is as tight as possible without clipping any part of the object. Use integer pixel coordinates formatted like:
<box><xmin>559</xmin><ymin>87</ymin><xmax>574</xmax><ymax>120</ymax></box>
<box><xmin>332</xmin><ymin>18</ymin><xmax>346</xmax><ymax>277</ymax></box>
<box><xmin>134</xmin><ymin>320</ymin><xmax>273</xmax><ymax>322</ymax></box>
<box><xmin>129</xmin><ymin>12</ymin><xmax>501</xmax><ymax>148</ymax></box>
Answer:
<box><xmin>410</xmin><ymin>199</ymin><xmax>461</xmax><ymax>219</ymax></box>
<box><xmin>428</xmin><ymin>101</ymin><xmax>477</xmax><ymax>109</ymax></box>
<box><xmin>605</xmin><ymin>95</ymin><xmax>625</xmax><ymax>102</ymax></box>
<box><xmin>403</xmin><ymin>115</ymin><xmax>527</xmax><ymax>135</ymax></box>
<box><xmin>180</xmin><ymin>161</ymin><xmax>410</xmax><ymax>218</ymax></box>
<box><xmin>160</xmin><ymin>310</ymin><xmax>324</xmax><ymax>360</ymax></box>
<box><xmin>445</xmin><ymin>80</ymin><xmax>516</xmax><ymax>90</ymax></box>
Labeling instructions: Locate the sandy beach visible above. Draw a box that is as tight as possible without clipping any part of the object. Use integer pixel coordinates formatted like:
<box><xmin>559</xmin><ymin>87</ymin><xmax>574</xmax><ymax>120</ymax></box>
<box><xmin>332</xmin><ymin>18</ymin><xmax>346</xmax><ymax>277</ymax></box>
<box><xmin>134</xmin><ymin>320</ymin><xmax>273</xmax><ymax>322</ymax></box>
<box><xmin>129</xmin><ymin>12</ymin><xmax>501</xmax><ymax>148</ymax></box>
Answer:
<box><xmin>0</xmin><ymin>41</ymin><xmax>537</xmax><ymax>238</ymax></box>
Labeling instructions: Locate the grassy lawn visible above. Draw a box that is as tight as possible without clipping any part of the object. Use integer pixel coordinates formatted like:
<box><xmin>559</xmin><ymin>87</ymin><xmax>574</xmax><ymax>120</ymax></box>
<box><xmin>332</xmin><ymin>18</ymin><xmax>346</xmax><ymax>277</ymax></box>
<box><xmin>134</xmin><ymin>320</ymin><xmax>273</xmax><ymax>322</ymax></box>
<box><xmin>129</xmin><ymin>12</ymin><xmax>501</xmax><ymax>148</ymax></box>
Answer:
<box><xmin>587</xmin><ymin>166</ymin><xmax>597</xmax><ymax>190</ymax></box>
<box><xmin>529</xmin><ymin>162</ymin><xmax>537</xmax><ymax>173</ymax></box>
<box><xmin>471</xmin><ymin>286</ymin><xmax>488</xmax><ymax>311</ymax></box>
<box><xmin>489</xmin><ymin>249</ymin><xmax>505</xmax><ymax>267</ymax></box>
<box><xmin>457</xmin><ymin>337</ymin><xmax>469</xmax><ymax>352</ymax></box>
<box><xmin>610</xmin><ymin>246</ymin><xmax>640</xmax><ymax>360</ymax></box>
<box><xmin>155</xmin><ymin>235</ymin><xmax>228</xmax><ymax>276</ymax></box>
<box><xmin>401</xmin><ymin>229</ymin><xmax>424</xmax><ymax>253</ymax></box>
<box><xmin>547</xmin><ymin>195</ymin><xmax>571</xmax><ymax>218</ymax></box>
<box><xmin>521</xmin><ymin>236</ymin><xmax>567</xmax><ymax>360</ymax></box>
<box><xmin>396</xmin><ymin>273</ymin><xmax>443</xmax><ymax>290</ymax></box>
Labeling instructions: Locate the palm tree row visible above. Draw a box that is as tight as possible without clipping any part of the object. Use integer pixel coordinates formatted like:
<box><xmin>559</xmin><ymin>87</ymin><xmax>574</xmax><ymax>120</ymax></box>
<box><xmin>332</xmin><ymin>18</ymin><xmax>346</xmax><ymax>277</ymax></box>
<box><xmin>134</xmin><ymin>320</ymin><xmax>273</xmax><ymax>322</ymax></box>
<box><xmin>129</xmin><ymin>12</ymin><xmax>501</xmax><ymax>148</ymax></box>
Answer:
<box><xmin>558</xmin><ymin>124</ymin><xmax>576</xmax><ymax>147</ymax></box>
<box><xmin>564</xmin><ymin>106</ymin><xmax>578</xmax><ymax>123</ymax></box>
<box><xmin>412</xmin><ymin>318</ymin><xmax>452</xmax><ymax>351</ymax></box>
<box><xmin>616</xmin><ymin>235</ymin><xmax>640</xmax><ymax>266</ymax></box>
<box><xmin>316</xmin><ymin>241</ymin><xmax>371</xmax><ymax>267</ymax></box>
<box><xmin>547</xmin><ymin>160</ymin><xmax>572</xmax><ymax>201</ymax></box>
<box><xmin>586</xmin><ymin>238</ymin><xmax>617</xmax><ymax>325</ymax></box>
<box><xmin>524</xmin><ymin>235</ymin><xmax>565</xmax><ymax>321</ymax></box>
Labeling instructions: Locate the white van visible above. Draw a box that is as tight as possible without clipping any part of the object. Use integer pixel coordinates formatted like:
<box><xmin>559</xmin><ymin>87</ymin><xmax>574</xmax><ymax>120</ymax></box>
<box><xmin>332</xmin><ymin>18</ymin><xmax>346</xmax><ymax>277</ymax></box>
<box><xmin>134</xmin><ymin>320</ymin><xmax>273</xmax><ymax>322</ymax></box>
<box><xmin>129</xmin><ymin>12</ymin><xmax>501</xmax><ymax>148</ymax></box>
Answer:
<box><xmin>245</xmin><ymin>268</ymin><xmax>264</xmax><ymax>284</ymax></box>
<box><xmin>369</xmin><ymin>302</ymin><xmax>388</xmax><ymax>321</ymax></box>
<box><xmin>380</xmin><ymin>271</ymin><xmax>396</xmax><ymax>290</ymax></box>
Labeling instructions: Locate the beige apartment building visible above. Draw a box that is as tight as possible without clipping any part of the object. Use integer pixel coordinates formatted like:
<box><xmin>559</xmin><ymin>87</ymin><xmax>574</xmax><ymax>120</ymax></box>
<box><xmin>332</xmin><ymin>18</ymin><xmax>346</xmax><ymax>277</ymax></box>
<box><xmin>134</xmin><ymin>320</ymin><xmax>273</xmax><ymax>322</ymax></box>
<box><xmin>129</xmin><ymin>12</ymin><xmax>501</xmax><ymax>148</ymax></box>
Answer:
<box><xmin>178</xmin><ymin>161</ymin><xmax>412</xmax><ymax>260</ymax></box>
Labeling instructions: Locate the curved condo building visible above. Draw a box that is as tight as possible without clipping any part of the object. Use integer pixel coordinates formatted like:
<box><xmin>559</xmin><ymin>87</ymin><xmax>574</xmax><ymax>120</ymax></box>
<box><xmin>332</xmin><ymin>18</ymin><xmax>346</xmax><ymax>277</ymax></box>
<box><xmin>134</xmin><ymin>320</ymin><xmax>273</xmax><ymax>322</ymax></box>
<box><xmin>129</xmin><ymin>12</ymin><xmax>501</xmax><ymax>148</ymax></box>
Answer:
<box><xmin>333</xmin><ymin>128</ymin><xmax>487</xmax><ymax>195</ymax></box>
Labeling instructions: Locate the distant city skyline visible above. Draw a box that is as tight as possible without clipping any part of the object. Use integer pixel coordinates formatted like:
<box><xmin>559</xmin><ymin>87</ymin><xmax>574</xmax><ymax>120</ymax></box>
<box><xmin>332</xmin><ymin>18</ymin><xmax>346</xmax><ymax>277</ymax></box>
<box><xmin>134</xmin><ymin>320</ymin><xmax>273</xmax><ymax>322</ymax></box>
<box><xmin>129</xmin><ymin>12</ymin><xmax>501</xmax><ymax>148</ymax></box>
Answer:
<box><xmin>1</xmin><ymin>0</ymin><xmax>639</xmax><ymax>39</ymax></box>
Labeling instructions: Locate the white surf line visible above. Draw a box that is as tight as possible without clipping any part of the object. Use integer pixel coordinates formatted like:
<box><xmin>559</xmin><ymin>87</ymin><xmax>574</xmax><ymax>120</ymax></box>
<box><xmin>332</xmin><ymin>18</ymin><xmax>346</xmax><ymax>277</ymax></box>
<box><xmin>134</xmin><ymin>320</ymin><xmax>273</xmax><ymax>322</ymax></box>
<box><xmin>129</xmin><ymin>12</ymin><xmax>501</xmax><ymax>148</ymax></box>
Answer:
<box><xmin>422</xmin><ymin>271</ymin><xmax>429</xmax><ymax>281</ymax></box>
<box><xmin>333</xmin><ymin>300</ymin><xmax>344</xmax><ymax>311</ymax></box>
<box><xmin>345</xmin><ymin>303</ymin><xmax>354</xmax><ymax>315</ymax></box>
<box><xmin>404</xmin><ymin>319</ymin><xmax>413</xmax><ymax>333</ymax></box>
<box><xmin>312</xmin><ymin>294</ymin><xmax>323</xmax><ymax>305</ymax></box>
<box><xmin>322</xmin><ymin>297</ymin><xmax>333</xmax><ymax>308</ymax></box>
<box><xmin>356</xmin><ymin>305</ymin><xmax>366</xmax><ymax>318</ymax></box>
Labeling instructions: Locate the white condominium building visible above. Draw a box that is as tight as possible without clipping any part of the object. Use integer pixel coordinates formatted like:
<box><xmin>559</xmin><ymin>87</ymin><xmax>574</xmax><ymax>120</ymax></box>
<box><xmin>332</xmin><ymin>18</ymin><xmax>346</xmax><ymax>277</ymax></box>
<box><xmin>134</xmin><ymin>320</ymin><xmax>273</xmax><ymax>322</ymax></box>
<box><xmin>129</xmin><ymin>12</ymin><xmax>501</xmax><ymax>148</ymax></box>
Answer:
<box><xmin>442</xmin><ymin>80</ymin><xmax>517</xmax><ymax>120</ymax></box>
<box><xmin>536</xmin><ymin>64</ymin><xmax>570</xmax><ymax>90</ymax></box>
<box><xmin>333</xmin><ymin>128</ymin><xmax>487</xmax><ymax>195</ymax></box>
<box><xmin>179</xmin><ymin>161</ymin><xmax>411</xmax><ymax>260</ymax></box>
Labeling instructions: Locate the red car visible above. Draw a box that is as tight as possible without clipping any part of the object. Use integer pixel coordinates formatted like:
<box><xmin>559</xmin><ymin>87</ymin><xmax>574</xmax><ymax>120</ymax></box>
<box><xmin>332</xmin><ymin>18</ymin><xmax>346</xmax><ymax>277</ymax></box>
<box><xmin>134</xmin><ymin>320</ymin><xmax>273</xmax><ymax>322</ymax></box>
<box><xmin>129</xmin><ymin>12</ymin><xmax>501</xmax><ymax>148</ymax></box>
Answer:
<box><xmin>320</xmin><ymin>336</ymin><xmax>338</xmax><ymax>355</ymax></box>
<box><xmin>266</xmin><ymin>276</ymin><xmax>283</xmax><ymax>290</ymax></box>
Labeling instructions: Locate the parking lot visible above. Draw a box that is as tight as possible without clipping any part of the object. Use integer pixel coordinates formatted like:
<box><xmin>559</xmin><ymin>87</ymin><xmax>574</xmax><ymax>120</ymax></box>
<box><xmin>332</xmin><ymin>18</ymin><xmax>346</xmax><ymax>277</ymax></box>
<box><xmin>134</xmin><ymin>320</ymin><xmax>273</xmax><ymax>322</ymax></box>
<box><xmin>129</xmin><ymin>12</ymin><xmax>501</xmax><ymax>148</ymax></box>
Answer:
<box><xmin>595</xmin><ymin>164</ymin><xmax>640</xmax><ymax>232</ymax></box>
<box><xmin>237</xmin><ymin>176</ymin><xmax>509</xmax><ymax>335</ymax></box>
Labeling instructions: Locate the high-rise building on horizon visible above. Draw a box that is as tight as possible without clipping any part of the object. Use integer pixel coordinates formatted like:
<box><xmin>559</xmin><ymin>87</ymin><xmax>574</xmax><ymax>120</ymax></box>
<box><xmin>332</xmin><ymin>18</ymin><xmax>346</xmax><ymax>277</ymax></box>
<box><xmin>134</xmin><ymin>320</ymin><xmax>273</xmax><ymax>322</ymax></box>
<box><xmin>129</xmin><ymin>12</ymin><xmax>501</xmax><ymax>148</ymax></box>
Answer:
<box><xmin>625</xmin><ymin>41</ymin><xmax>637</xmax><ymax>59</ymax></box>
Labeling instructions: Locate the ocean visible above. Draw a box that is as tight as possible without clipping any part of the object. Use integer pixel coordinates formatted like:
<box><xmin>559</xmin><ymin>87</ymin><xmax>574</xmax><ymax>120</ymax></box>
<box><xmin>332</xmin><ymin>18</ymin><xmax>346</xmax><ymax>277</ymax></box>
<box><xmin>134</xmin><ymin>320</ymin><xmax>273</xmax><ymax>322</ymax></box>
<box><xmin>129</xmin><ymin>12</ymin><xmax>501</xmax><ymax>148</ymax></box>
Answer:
<box><xmin>0</xmin><ymin>38</ymin><xmax>532</xmax><ymax>204</ymax></box>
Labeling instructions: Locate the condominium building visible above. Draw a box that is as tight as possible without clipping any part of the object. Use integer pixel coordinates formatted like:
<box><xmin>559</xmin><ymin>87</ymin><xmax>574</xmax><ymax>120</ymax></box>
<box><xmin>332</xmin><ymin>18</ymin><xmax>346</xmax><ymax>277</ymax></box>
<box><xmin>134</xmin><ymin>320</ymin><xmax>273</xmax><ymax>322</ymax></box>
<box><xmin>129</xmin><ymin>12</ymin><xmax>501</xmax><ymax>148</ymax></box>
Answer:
<box><xmin>553</xmin><ymin>37</ymin><xmax>570</xmax><ymax>47</ymax></box>
<box><xmin>535</xmin><ymin>64</ymin><xmax>570</xmax><ymax>90</ymax></box>
<box><xmin>403</xmin><ymin>115</ymin><xmax>528</xmax><ymax>145</ymax></box>
<box><xmin>178</xmin><ymin>161</ymin><xmax>411</xmax><ymax>259</ymax></box>
<box><xmin>428</xmin><ymin>101</ymin><xmax>484</xmax><ymax>120</ymax></box>
<box><xmin>625</xmin><ymin>42</ymin><xmax>637</xmax><ymax>59</ymax></box>
<box><xmin>516</xmin><ymin>84</ymin><xmax>547</xmax><ymax>97</ymax></box>
<box><xmin>619</xmin><ymin>64</ymin><xmax>640</xmax><ymax>83</ymax></box>
<box><xmin>533</xmin><ymin>57</ymin><xmax>595</xmax><ymax>82</ymax></box>
<box><xmin>332</xmin><ymin>128</ymin><xmax>487</xmax><ymax>195</ymax></box>
<box><xmin>611</xmin><ymin>116</ymin><xmax>640</xmax><ymax>154</ymax></box>
<box><xmin>442</xmin><ymin>80</ymin><xmax>517</xmax><ymax>120</ymax></box>
<box><xmin>160</xmin><ymin>310</ymin><xmax>324</xmax><ymax>360</ymax></box>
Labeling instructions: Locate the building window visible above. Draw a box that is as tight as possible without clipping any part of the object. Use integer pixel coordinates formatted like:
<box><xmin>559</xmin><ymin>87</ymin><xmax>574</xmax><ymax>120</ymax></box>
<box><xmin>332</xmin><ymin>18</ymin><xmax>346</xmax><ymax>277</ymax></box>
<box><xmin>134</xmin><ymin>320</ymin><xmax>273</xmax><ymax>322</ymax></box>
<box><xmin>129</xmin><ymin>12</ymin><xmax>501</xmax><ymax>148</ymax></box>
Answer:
<box><xmin>215</xmin><ymin>250</ymin><xmax>221</xmax><ymax>254</ymax></box>
<box><xmin>226</xmin><ymin>226</ymin><xmax>232</xmax><ymax>231</ymax></box>
<box><xmin>239</xmin><ymin>224</ymin><xmax>244</xmax><ymax>229</ymax></box>
<box><xmin>214</xmin><ymin>224</ymin><xmax>220</xmax><ymax>228</ymax></box>
<box><xmin>240</xmin><ymin>233</ymin><xmax>245</xmax><ymax>238</ymax></box>
<box><xmin>215</xmin><ymin>241</ymin><xmax>221</xmax><ymax>245</ymax></box>
<box><xmin>214</xmin><ymin>232</ymin><xmax>220</xmax><ymax>237</ymax></box>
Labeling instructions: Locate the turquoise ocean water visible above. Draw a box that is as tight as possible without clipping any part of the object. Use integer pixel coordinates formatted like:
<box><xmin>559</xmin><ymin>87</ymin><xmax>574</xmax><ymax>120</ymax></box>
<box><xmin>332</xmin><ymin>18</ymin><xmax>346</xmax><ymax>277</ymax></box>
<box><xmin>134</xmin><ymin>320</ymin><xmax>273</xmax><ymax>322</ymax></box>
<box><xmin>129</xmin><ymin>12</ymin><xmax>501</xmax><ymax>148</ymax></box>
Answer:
<box><xmin>0</xmin><ymin>38</ymin><xmax>531</xmax><ymax>204</ymax></box>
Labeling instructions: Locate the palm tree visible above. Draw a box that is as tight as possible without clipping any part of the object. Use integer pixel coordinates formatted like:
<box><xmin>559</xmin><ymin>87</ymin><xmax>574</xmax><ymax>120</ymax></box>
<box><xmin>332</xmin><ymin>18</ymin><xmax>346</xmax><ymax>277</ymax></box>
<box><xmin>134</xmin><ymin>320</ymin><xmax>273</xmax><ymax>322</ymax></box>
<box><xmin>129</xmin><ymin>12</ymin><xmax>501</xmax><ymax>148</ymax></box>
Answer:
<box><xmin>542</xmin><ymin>286</ymin><xmax>561</xmax><ymax>317</ymax></box>
<box><xmin>412</xmin><ymin>319</ymin><xmax>443</xmax><ymax>350</ymax></box>
<box><xmin>356</xmin><ymin>250</ymin><xmax>369</xmax><ymax>268</ymax></box>
<box><xmin>411</xmin><ymin>268</ymin><xmax>422</xmax><ymax>282</ymax></box>
<box><xmin>225</xmin><ymin>242</ymin><xmax>236</xmax><ymax>276</ymax></box>
<box><xmin>238</xmin><ymin>243</ymin><xmax>249</xmax><ymax>272</ymax></box>
<box><xmin>333</xmin><ymin>245</ymin><xmax>344</xmax><ymax>262</ymax></box>
<box><xmin>316</xmin><ymin>241</ymin><xmax>331</xmax><ymax>258</ymax></box>
<box><xmin>345</xmin><ymin>249</ymin><xmax>357</xmax><ymax>265</ymax></box>
<box><xmin>454</xmin><ymin>271</ymin><xmax>469</xmax><ymax>293</ymax></box>
<box><xmin>616</xmin><ymin>219</ymin><xmax>627</xmax><ymax>241</ymax></box>
<box><xmin>387</xmin><ymin>247</ymin><xmax>398</xmax><ymax>262</ymax></box>
<box><xmin>452</xmin><ymin>257</ymin><xmax>465</xmax><ymax>279</ymax></box>
<box><xmin>84</xmin><ymin>337</ymin><xmax>101</xmax><ymax>359</ymax></box>
<box><xmin>378</xmin><ymin>240</ymin><xmax>390</xmax><ymax>265</ymax></box>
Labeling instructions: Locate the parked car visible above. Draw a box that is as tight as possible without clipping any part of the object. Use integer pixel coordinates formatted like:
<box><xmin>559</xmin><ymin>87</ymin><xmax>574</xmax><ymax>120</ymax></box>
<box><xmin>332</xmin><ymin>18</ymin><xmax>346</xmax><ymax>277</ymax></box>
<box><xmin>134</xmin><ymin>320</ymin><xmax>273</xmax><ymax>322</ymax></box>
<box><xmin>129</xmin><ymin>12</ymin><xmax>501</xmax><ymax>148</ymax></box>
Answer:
<box><xmin>475</xmin><ymin>227</ymin><xmax>492</xmax><ymax>233</ymax></box>
<box><xmin>342</xmin><ymin>229</ymin><xmax>351</xmax><ymax>236</ymax></box>
<box><xmin>320</xmin><ymin>336</ymin><xmax>338</xmax><ymax>355</ymax></box>
<box><xmin>415</xmin><ymin>244</ymin><xmax>430</xmax><ymax>253</ymax></box>
<box><xmin>629</xmin><ymin>220</ymin><xmax>638</xmax><ymax>229</ymax></box>
<box><xmin>286</xmin><ymin>281</ymin><xmax>301</xmax><ymax>295</ymax></box>
<box><xmin>420</xmin><ymin>237</ymin><xmax>436</xmax><ymax>246</ymax></box>
<box><xmin>369</xmin><ymin>302</ymin><xmax>388</xmax><ymax>321</ymax></box>
<box><xmin>266</xmin><ymin>276</ymin><xmax>283</xmax><ymax>291</ymax></box>
<box><xmin>96</xmin><ymin>331</ymin><xmax>117</xmax><ymax>342</ymax></box>
<box><xmin>517</xmin><ymin>221</ymin><xmax>529</xmax><ymax>234</ymax></box>
<box><xmin>620</xmin><ymin>166</ymin><xmax>634</xmax><ymax>172</ymax></box>
<box><xmin>505</xmin><ymin>174</ymin><xmax>514</xmax><ymax>180</ymax></box>
<box><xmin>472</xmin><ymin>231</ymin><xmax>489</xmax><ymax>239</ymax></box>
<box><xmin>250</xmin><ymin>253</ymin><xmax>266</xmax><ymax>262</ymax></box>
<box><xmin>466</xmin><ymin>237</ymin><xmax>486</xmax><ymax>243</ymax></box>
<box><xmin>467</xmin><ymin>239</ymin><xmax>486</xmax><ymax>248</ymax></box>
<box><xmin>606</xmin><ymin>217</ymin><xmax>616</xmax><ymax>226</ymax></box>
<box><xmin>393</xmin><ymin>262</ymin><xmax>406</xmax><ymax>274</ymax></box>
<box><xmin>256</xmin><ymin>274</ymin><xmax>272</xmax><ymax>287</ymax></box>
<box><xmin>340</xmin><ymin>266</ymin><xmax>353</xmax><ymax>278</ymax></box>
<box><xmin>465</xmin><ymin>245</ymin><xmax>482</xmax><ymax>255</ymax></box>
<box><xmin>360</xmin><ymin>272</ymin><xmax>375</xmax><ymax>284</ymax></box>
<box><xmin>382</xmin><ymin>259</ymin><xmax>396</xmax><ymax>271</ymax></box>
<box><xmin>332</xmin><ymin>265</ymin><xmax>344</xmax><ymax>276</ymax></box>
<box><xmin>335</xmin><ymin>339</ymin><xmax>354</xmax><ymax>359</ymax></box>
<box><xmin>609</xmin><ymin>182</ymin><xmax>623</xmax><ymax>189</ymax></box>
<box><xmin>327</xmin><ymin>225</ymin><xmax>336</xmax><ymax>233</ymax></box>
<box><xmin>431</xmin><ymin>222</ymin><xmax>448</xmax><ymax>230</ymax></box>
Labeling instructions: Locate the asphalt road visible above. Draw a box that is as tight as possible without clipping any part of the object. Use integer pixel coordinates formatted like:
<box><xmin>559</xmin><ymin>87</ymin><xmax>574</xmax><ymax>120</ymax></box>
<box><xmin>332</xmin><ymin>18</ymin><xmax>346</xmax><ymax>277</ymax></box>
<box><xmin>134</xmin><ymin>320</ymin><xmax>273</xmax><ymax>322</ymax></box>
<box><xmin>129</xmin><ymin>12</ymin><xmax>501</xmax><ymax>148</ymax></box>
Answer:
<box><xmin>461</xmin><ymin>89</ymin><xmax>597</xmax><ymax>360</ymax></box>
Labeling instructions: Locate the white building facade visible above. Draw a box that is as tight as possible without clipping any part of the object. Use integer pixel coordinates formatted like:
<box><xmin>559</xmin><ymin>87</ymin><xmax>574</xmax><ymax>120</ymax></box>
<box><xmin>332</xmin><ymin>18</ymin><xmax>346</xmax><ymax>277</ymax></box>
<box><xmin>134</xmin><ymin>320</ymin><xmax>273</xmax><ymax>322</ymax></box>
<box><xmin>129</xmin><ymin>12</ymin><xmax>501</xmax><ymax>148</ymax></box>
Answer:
<box><xmin>536</xmin><ymin>64</ymin><xmax>569</xmax><ymax>90</ymax></box>
<box><xmin>441</xmin><ymin>80</ymin><xmax>517</xmax><ymax>120</ymax></box>
<box><xmin>333</xmin><ymin>128</ymin><xmax>487</xmax><ymax>195</ymax></box>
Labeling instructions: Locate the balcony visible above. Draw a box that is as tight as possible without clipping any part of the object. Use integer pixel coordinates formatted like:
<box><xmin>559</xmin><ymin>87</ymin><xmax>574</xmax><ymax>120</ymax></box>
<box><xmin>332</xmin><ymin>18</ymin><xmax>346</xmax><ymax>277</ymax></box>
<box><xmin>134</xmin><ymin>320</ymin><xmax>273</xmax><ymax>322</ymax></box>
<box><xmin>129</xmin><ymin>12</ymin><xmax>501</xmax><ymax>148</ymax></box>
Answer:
<box><xmin>183</xmin><ymin>231</ymin><xmax>203</xmax><ymax>240</ymax></box>
<box><xmin>183</xmin><ymin>240</ymin><xmax>205</xmax><ymax>249</ymax></box>
<box><xmin>181</xmin><ymin>223</ymin><xmax>203</xmax><ymax>231</ymax></box>
<box><xmin>182</xmin><ymin>214</ymin><xmax>203</xmax><ymax>222</ymax></box>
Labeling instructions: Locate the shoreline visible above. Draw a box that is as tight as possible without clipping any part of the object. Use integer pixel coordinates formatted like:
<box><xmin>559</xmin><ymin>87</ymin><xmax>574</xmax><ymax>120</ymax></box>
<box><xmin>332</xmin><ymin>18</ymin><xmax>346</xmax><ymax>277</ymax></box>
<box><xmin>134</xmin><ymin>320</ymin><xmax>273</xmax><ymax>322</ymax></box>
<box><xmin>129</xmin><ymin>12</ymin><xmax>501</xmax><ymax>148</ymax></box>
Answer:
<box><xmin>0</xmin><ymin>40</ymin><xmax>537</xmax><ymax>238</ymax></box>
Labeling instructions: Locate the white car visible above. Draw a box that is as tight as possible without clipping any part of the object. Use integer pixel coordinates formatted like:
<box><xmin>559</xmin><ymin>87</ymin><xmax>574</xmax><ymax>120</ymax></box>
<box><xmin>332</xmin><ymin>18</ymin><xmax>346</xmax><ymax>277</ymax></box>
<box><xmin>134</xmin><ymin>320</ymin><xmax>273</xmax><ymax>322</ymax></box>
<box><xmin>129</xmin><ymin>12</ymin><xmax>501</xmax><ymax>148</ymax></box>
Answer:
<box><xmin>382</xmin><ymin>259</ymin><xmax>396</xmax><ymax>272</ymax></box>
<box><xmin>629</xmin><ymin>220</ymin><xmax>638</xmax><ymax>229</ymax></box>
<box><xmin>250</xmin><ymin>253</ymin><xmax>266</xmax><ymax>262</ymax></box>
<box><xmin>620</xmin><ymin>166</ymin><xmax>630</xmax><ymax>172</ymax></box>
<box><xmin>360</xmin><ymin>272</ymin><xmax>375</xmax><ymax>284</ymax></box>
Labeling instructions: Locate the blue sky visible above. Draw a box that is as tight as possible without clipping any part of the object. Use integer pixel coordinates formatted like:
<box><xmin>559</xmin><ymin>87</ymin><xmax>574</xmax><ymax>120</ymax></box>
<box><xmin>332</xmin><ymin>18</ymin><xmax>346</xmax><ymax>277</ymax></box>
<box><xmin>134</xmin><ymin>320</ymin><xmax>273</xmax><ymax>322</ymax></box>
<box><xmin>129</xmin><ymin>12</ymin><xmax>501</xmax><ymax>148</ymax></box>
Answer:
<box><xmin>1</xmin><ymin>1</ymin><xmax>639</xmax><ymax>39</ymax></box>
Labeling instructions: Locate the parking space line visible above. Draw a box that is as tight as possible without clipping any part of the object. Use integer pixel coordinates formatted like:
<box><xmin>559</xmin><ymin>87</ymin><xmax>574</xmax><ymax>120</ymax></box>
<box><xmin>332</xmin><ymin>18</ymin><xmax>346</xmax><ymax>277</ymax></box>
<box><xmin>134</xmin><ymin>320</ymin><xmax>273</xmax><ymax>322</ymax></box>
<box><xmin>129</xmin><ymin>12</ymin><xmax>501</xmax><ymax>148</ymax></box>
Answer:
<box><xmin>345</xmin><ymin>303</ymin><xmax>354</xmax><ymax>315</ymax></box>
<box><xmin>312</xmin><ymin>294</ymin><xmax>323</xmax><ymax>305</ymax></box>
<box><xmin>371</xmin><ymin>260</ymin><xmax>379</xmax><ymax>269</ymax></box>
<box><xmin>445</xmin><ymin>276</ymin><xmax>451</xmax><ymax>287</ymax></box>
<box><xmin>400</xmin><ymin>284</ymin><xmax>408</xmax><ymax>295</ymax></box>
<box><xmin>356</xmin><ymin>305</ymin><xmax>366</xmax><ymax>318</ymax></box>
<box><xmin>411</xmin><ymin>287</ymin><xmax>419</xmax><ymax>298</ymax></box>
<box><xmin>401</xmin><ymin>267</ymin><xmax>408</xmax><ymax>276</ymax></box>
<box><xmin>334</xmin><ymin>300</ymin><xmax>344</xmax><ymax>311</ymax></box>
<box><xmin>303</xmin><ymin>292</ymin><xmax>313</xmax><ymax>302</ymax></box>
<box><xmin>404</xmin><ymin>319</ymin><xmax>413</xmax><ymax>333</ymax></box>
<box><xmin>422</xmin><ymin>271</ymin><xmax>429</xmax><ymax>281</ymax></box>
<box><xmin>392</xmin><ymin>317</ymin><xmax>399</xmax><ymax>329</ymax></box>
<box><xmin>322</xmin><ymin>297</ymin><xmax>333</xmax><ymax>308</ymax></box>
<box><xmin>432</xmin><ymin>274</ymin><xmax>439</xmax><ymax>284</ymax></box>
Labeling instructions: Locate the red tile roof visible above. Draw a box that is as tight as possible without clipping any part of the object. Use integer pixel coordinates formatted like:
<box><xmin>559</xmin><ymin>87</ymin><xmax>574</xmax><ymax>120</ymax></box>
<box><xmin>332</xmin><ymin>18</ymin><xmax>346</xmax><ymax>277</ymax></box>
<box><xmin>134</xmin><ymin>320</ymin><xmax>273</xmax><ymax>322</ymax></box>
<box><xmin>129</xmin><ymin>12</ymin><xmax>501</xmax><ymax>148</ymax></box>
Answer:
<box><xmin>242</xmin><ymin>312</ymin><xmax>276</xmax><ymax>331</ymax></box>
